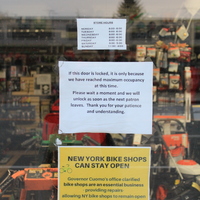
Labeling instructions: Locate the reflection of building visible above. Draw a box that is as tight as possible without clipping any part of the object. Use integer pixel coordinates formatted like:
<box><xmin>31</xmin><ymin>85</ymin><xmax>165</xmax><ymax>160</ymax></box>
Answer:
<box><xmin>1</xmin><ymin>16</ymin><xmax>200</xmax><ymax>71</ymax></box>
<box><xmin>0</xmin><ymin>17</ymin><xmax>77</xmax><ymax>55</ymax></box>
<box><xmin>0</xmin><ymin>17</ymin><xmax>199</xmax><ymax>50</ymax></box>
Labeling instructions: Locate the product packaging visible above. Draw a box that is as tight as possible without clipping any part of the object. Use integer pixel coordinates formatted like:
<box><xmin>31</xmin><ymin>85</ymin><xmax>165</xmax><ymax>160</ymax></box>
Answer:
<box><xmin>169</xmin><ymin>74</ymin><xmax>180</xmax><ymax>89</ymax></box>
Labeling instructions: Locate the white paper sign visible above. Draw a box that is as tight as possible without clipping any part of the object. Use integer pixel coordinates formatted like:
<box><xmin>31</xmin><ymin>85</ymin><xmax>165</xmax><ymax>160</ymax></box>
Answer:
<box><xmin>59</xmin><ymin>61</ymin><xmax>153</xmax><ymax>134</ymax></box>
<box><xmin>184</xmin><ymin>0</ymin><xmax>200</xmax><ymax>16</ymax></box>
<box><xmin>77</xmin><ymin>18</ymin><xmax>127</xmax><ymax>50</ymax></box>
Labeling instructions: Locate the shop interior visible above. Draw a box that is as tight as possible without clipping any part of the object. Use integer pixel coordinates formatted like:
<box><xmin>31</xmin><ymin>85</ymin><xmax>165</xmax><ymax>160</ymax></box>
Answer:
<box><xmin>1</xmin><ymin>5</ymin><xmax>200</xmax><ymax>199</ymax></box>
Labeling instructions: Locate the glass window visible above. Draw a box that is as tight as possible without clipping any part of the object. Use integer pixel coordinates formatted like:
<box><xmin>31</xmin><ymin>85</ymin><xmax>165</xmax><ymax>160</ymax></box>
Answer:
<box><xmin>1</xmin><ymin>0</ymin><xmax>200</xmax><ymax>199</ymax></box>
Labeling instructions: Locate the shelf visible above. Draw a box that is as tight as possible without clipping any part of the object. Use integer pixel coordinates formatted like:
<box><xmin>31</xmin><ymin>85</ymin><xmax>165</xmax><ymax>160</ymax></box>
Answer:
<box><xmin>0</xmin><ymin>118</ymin><xmax>35</xmax><ymax>122</ymax></box>
<box><xmin>1</xmin><ymin>105</ymin><xmax>35</xmax><ymax>110</ymax></box>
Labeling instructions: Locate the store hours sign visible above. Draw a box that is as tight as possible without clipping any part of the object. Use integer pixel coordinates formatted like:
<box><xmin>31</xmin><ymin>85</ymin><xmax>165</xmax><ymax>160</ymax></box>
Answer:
<box><xmin>77</xmin><ymin>18</ymin><xmax>127</xmax><ymax>50</ymax></box>
<box><xmin>58</xmin><ymin>61</ymin><xmax>153</xmax><ymax>134</ymax></box>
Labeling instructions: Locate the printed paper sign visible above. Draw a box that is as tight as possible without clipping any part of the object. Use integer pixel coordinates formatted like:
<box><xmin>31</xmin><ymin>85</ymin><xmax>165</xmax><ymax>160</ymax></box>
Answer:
<box><xmin>59</xmin><ymin>61</ymin><xmax>153</xmax><ymax>134</ymax></box>
<box><xmin>58</xmin><ymin>146</ymin><xmax>151</xmax><ymax>200</ymax></box>
<box><xmin>77</xmin><ymin>18</ymin><xmax>127</xmax><ymax>50</ymax></box>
